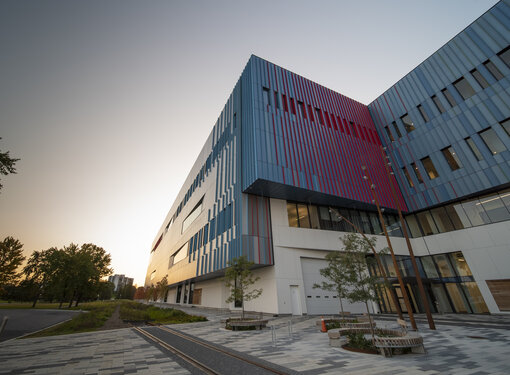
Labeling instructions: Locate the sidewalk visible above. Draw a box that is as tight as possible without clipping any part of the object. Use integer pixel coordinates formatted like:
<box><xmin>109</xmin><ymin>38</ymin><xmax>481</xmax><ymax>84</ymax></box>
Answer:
<box><xmin>1</xmin><ymin>306</ymin><xmax>509</xmax><ymax>374</ymax></box>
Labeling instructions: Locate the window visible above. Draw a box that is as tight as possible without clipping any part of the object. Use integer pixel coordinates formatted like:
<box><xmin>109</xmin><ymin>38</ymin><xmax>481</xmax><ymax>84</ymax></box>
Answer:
<box><xmin>298</xmin><ymin>101</ymin><xmax>306</xmax><ymax>119</ymax></box>
<box><xmin>430</xmin><ymin>207</ymin><xmax>455</xmax><ymax>232</ymax></box>
<box><xmin>308</xmin><ymin>104</ymin><xmax>314</xmax><ymax>121</ymax></box>
<box><xmin>421</xmin><ymin>156</ymin><xmax>439</xmax><ymax>179</ymax></box>
<box><xmin>461</xmin><ymin>198</ymin><xmax>491</xmax><ymax>226</ymax></box>
<box><xmin>262</xmin><ymin>87</ymin><xmax>270</xmax><ymax>106</ymax></box>
<box><xmin>392</xmin><ymin>121</ymin><xmax>402</xmax><ymax>138</ymax></box>
<box><xmin>349</xmin><ymin>121</ymin><xmax>357</xmax><ymax>137</ymax></box>
<box><xmin>411</xmin><ymin>162</ymin><xmax>423</xmax><ymax>183</ymax></box>
<box><xmin>400</xmin><ymin>114</ymin><xmax>415</xmax><ymax>133</ymax></box>
<box><xmin>465</xmin><ymin>137</ymin><xmax>483</xmax><ymax>161</ymax></box>
<box><xmin>500</xmin><ymin>118</ymin><xmax>510</xmax><ymax>137</ymax></box>
<box><xmin>479</xmin><ymin>127</ymin><xmax>506</xmax><ymax>155</ymax></box>
<box><xmin>274</xmin><ymin>91</ymin><xmax>280</xmax><ymax>109</ymax></box>
<box><xmin>470</xmin><ymin>68</ymin><xmax>489</xmax><ymax>89</ymax></box>
<box><xmin>290</xmin><ymin>98</ymin><xmax>296</xmax><ymax>115</ymax></box>
<box><xmin>441</xmin><ymin>88</ymin><xmax>457</xmax><ymax>107</ymax></box>
<box><xmin>287</xmin><ymin>202</ymin><xmax>299</xmax><ymax>227</ymax></box>
<box><xmin>315</xmin><ymin>108</ymin><xmax>324</xmax><ymax>125</ymax></box>
<box><xmin>384</xmin><ymin>126</ymin><xmax>394</xmax><ymax>142</ymax></box>
<box><xmin>432</xmin><ymin>95</ymin><xmax>446</xmax><ymax>113</ymax></box>
<box><xmin>477</xmin><ymin>193</ymin><xmax>510</xmax><ymax>223</ymax></box>
<box><xmin>287</xmin><ymin>202</ymin><xmax>311</xmax><ymax>228</ymax></box>
<box><xmin>483</xmin><ymin>60</ymin><xmax>504</xmax><ymax>80</ymax></box>
<box><xmin>282</xmin><ymin>94</ymin><xmax>289</xmax><ymax>112</ymax></box>
<box><xmin>417</xmin><ymin>105</ymin><xmax>429</xmax><ymax>122</ymax></box>
<box><xmin>453</xmin><ymin>77</ymin><xmax>475</xmax><ymax>100</ymax></box>
<box><xmin>441</xmin><ymin>146</ymin><xmax>462</xmax><ymax>170</ymax></box>
<box><xmin>297</xmin><ymin>203</ymin><xmax>311</xmax><ymax>228</ymax></box>
<box><xmin>172</xmin><ymin>242</ymin><xmax>189</xmax><ymax>265</ymax></box>
<box><xmin>497</xmin><ymin>46</ymin><xmax>510</xmax><ymax>68</ymax></box>
<box><xmin>416</xmin><ymin>211</ymin><xmax>438</xmax><ymax>235</ymax></box>
<box><xmin>182</xmin><ymin>197</ymin><xmax>204</xmax><ymax>233</ymax></box>
<box><xmin>402</xmin><ymin>167</ymin><xmax>414</xmax><ymax>187</ymax></box>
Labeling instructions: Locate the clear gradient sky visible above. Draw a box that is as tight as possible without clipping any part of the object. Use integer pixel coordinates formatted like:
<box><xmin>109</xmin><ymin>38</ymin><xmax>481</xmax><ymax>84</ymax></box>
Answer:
<box><xmin>0</xmin><ymin>0</ymin><xmax>499</xmax><ymax>286</ymax></box>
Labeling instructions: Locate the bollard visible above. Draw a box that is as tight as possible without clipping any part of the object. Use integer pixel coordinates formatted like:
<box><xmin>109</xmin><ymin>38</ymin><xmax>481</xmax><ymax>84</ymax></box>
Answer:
<box><xmin>288</xmin><ymin>319</ymin><xmax>293</xmax><ymax>340</ymax></box>
<box><xmin>0</xmin><ymin>316</ymin><xmax>8</xmax><ymax>336</ymax></box>
<box><xmin>271</xmin><ymin>325</ymin><xmax>277</xmax><ymax>347</ymax></box>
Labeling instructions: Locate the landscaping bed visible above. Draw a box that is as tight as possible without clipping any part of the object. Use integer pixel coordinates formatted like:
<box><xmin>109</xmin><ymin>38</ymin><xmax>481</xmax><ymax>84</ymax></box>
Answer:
<box><xmin>22</xmin><ymin>300</ymin><xmax>206</xmax><ymax>338</ymax></box>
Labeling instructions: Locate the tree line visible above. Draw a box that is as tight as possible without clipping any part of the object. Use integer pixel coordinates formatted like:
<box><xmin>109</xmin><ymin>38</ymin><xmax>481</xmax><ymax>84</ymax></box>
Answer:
<box><xmin>0</xmin><ymin>236</ymin><xmax>116</xmax><ymax>307</ymax></box>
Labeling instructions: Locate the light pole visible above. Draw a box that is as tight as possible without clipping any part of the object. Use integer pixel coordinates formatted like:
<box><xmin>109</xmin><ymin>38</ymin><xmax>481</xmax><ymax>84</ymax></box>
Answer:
<box><xmin>379</xmin><ymin>146</ymin><xmax>436</xmax><ymax>330</ymax></box>
<box><xmin>362</xmin><ymin>166</ymin><xmax>418</xmax><ymax>330</ymax></box>
<box><xmin>328</xmin><ymin>207</ymin><xmax>404</xmax><ymax>320</ymax></box>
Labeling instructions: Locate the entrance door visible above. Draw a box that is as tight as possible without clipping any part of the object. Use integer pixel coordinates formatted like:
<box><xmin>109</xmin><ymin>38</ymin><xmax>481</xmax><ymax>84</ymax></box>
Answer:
<box><xmin>290</xmin><ymin>285</ymin><xmax>302</xmax><ymax>316</ymax></box>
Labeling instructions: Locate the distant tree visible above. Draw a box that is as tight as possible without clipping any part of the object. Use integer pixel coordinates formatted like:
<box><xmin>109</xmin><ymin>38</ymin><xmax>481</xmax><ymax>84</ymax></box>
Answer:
<box><xmin>313</xmin><ymin>250</ymin><xmax>350</xmax><ymax>319</ymax></box>
<box><xmin>0</xmin><ymin>137</ymin><xmax>20</xmax><ymax>192</ymax></box>
<box><xmin>116</xmin><ymin>283</ymin><xmax>136</xmax><ymax>300</ymax></box>
<box><xmin>224</xmin><ymin>256</ymin><xmax>262</xmax><ymax>320</ymax></box>
<box><xmin>97</xmin><ymin>281</ymin><xmax>115</xmax><ymax>300</ymax></box>
<box><xmin>23</xmin><ymin>243</ymin><xmax>112</xmax><ymax>307</ymax></box>
<box><xmin>133</xmin><ymin>286</ymin><xmax>146</xmax><ymax>300</ymax></box>
<box><xmin>0</xmin><ymin>237</ymin><xmax>26</xmax><ymax>289</ymax></box>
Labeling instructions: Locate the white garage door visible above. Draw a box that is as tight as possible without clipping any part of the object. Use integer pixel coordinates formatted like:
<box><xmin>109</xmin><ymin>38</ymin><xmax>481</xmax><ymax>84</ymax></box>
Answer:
<box><xmin>301</xmin><ymin>257</ymin><xmax>365</xmax><ymax>315</ymax></box>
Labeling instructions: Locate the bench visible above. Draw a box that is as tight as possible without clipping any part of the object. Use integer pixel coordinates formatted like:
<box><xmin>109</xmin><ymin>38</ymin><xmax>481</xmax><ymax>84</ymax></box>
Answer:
<box><xmin>373</xmin><ymin>319</ymin><xmax>425</xmax><ymax>357</ymax></box>
<box><xmin>328</xmin><ymin>327</ymin><xmax>392</xmax><ymax>347</ymax></box>
<box><xmin>327</xmin><ymin>321</ymin><xmax>425</xmax><ymax>357</ymax></box>
<box><xmin>374</xmin><ymin>332</ymin><xmax>425</xmax><ymax>357</ymax></box>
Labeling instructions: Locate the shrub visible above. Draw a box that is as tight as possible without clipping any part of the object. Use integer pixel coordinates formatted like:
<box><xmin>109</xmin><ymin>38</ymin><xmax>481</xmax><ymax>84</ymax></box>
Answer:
<box><xmin>346</xmin><ymin>331</ymin><xmax>375</xmax><ymax>350</ymax></box>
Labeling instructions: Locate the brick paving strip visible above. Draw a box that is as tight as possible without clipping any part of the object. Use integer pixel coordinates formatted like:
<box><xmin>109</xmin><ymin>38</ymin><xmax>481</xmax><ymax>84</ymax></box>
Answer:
<box><xmin>1</xmin><ymin>306</ymin><xmax>510</xmax><ymax>374</ymax></box>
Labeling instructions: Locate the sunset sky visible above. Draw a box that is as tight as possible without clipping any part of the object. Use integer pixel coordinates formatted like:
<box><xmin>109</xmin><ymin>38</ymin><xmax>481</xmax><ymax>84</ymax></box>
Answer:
<box><xmin>0</xmin><ymin>0</ymin><xmax>499</xmax><ymax>286</ymax></box>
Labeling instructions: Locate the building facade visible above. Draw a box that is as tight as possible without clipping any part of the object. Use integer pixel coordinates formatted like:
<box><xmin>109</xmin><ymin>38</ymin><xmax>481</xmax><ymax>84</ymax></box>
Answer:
<box><xmin>108</xmin><ymin>274</ymin><xmax>134</xmax><ymax>293</ymax></box>
<box><xmin>146</xmin><ymin>1</ymin><xmax>510</xmax><ymax>315</ymax></box>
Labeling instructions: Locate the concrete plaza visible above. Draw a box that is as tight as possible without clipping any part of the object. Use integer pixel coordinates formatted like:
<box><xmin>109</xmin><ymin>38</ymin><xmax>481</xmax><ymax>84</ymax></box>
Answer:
<box><xmin>0</xmin><ymin>307</ymin><xmax>509</xmax><ymax>374</ymax></box>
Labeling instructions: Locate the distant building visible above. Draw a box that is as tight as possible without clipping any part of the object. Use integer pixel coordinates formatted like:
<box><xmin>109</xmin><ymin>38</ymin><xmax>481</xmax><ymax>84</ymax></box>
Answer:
<box><xmin>108</xmin><ymin>274</ymin><xmax>134</xmax><ymax>293</ymax></box>
<box><xmin>146</xmin><ymin>1</ymin><xmax>510</xmax><ymax>315</ymax></box>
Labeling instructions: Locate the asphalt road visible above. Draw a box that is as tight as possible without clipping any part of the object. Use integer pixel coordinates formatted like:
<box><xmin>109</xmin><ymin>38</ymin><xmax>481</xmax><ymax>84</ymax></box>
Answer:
<box><xmin>0</xmin><ymin>309</ymin><xmax>82</xmax><ymax>342</ymax></box>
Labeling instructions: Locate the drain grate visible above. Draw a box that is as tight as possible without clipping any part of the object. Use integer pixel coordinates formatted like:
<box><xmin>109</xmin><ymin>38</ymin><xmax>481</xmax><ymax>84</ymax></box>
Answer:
<box><xmin>467</xmin><ymin>336</ymin><xmax>488</xmax><ymax>340</ymax></box>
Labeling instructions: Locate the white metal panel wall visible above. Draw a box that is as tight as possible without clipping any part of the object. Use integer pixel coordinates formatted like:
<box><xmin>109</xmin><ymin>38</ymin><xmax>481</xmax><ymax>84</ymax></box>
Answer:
<box><xmin>301</xmin><ymin>258</ymin><xmax>365</xmax><ymax>315</ymax></box>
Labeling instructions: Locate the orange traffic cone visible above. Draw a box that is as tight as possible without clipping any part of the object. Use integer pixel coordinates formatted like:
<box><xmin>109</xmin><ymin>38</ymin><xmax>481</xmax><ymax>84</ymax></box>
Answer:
<box><xmin>320</xmin><ymin>316</ymin><xmax>327</xmax><ymax>333</ymax></box>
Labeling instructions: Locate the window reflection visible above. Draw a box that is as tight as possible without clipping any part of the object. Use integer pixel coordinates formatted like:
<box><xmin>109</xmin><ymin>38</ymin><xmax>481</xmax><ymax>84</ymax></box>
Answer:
<box><xmin>287</xmin><ymin>187</ymin><xmax>510</xmax><ymax>239</ymax></box>
<box><xmin>417</xmin><ymin>211</ymin><xmax>438</xmax><ymax>235</ymax></box>
<box><xmin>421</xmin><ymin>256</ymin><xmax>439</xmax><ymax>278</ymax></box>
<box><xmin>430</xmin><ymin>207</ymin><xmax>455</xmax><ymax>232</ymax></box>
<box><xmin>461</xmin><ymin>199</ymin><xmax>490</xmax><ymax>226</ymax></box>
<box><xmin>433</xmin><ymin>254</ymin><xmax>455</xmax><ymax>278</ymax></box>
<box><xmin>449</xmin><ymin>252</ymin><xmax>472</xmax><ymax>277</ymax></box>
<box><xmin>477</xmin><ymin>193</ymin><xmax>510</xmax><ymax>223</ymax></box>
<box><xmin>297</xmin><ymin>204</ymin><xmax>311</xmax><ymax>228</ymax></box>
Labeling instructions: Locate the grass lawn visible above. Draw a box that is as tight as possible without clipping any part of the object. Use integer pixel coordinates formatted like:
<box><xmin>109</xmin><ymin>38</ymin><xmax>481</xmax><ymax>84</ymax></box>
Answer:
<box><xmin>20</xmin><ymin>300</ymin><xmax>206</xmax><ymax>338</ymax></box>
<box><xmin>24</xmin><ymin>300</ymin><xmax>118</xmax><ymax>338</ymax></box>
<box><xmin>0</xmin><ymin>302</ymin><xmax>63</xmax><ymax>309</ymax></box>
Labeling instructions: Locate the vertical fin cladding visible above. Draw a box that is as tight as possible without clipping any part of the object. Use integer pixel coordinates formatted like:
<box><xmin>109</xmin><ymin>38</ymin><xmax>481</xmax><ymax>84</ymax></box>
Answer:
<box><xmin>246</xmin><ymin>55</ymin><xmax>402</xmax><ymax>211</ymax></box>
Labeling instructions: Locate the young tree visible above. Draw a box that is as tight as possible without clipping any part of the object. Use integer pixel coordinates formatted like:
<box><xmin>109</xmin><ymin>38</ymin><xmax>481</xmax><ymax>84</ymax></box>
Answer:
<box><xmin>0</xmin><ymin>137</ymin><xmax>19</xmax><ymax>192</ymax></box>
<box><xmin>224</xmin><ymin>256</ymin><xmax>262</xmax><ymax>320</ymax></box>
<box><xmin>339</xmin><ymin>233</ymin><xmax>384</xmax><ymax>341</ymax></box>
<box><xmin>133</xmin><ymin>286</ymin><xmax>146</xmax><ymax>300</ymax></box>
<box><xmin>313</xmin><ymin>250</ymin><xmax>350</xmax><ymax>319</ymax></box>
<box><xmin>155</xmin><ymin>276</ymin><xmax>168</xmax><ymax>302</ymax></box>
<box><xmin>0</xmin><ymin>237</ymin><xmax>26</xmax><ymax>289</ymax></box>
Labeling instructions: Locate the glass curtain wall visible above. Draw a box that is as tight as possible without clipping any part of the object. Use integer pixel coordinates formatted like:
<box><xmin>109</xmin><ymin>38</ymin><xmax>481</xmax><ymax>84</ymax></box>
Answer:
<box><xmin>370</xmin><ymin>251</ymin><xmax>489</xmax><ymax>314</ymax></box>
